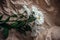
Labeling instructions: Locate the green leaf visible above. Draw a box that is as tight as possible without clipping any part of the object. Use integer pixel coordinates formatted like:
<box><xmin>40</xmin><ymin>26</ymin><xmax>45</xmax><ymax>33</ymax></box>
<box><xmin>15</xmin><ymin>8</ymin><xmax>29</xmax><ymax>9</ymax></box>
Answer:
<box><xmin>20</xmin><ymin>14</ymin><xmax>26</xmax><ymax>18</ymax></box>
<box><xmin>17</xmin><ymin>28</ymin><xmax>26</xmax><ymax>35</ymax></box>
<box><xmin>20</xmin><ymin>15</ymin><xmax>24</xmax><ymax>18</ymax></box>
<box><xmin>17</xmin><ymin>21</ymin><xmax>26</xmax><ymax>27</ymax></box>
<box><xmin>0</xmin><ymin>15</ymin><xmax>3</xmax><ymax>20</ymax></box>
<box><xmin>11</xmin><ymin>22</ymin><xmax>18</xmax><ymax>28</ymax></box>
<box><xmin>24</xmin><ymin>24</ymin><xmax>32</xmax><ymax>31</ymax></box>
<box><xmin>0</xmin><ymin>23</ymin><xmax>10</xmax><ymax>28</ymax></box>
<box><xmin>27</xmin><ymin>15</ymin><xmax>36</xmax><ymax>22</ymax></box>
<box><xmin>4</xmin><ymin>16</ymin><xmax>10</xmax><ymax>23</ymax></box>
<box><xmin>11</xmin><ymin>20</ymin><xmax>26</xmax><ymax>28</ymax></box>
<box><xmin>3</xmin><ymin>28</ymin><xmax>9</xmax><ymax>39</ymax></box>
<box><xmin>11</xmin><ymin>14</ymin><xmax>17</xmax><ymax>17</ymax></box>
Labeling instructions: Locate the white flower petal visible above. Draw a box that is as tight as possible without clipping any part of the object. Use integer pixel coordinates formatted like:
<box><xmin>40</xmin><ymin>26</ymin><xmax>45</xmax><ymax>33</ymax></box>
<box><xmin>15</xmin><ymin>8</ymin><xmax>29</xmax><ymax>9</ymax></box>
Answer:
<box><xmin>31</xmin><ymin>5</ymin><xmax>44</xmax><ymax>25</ymax></box>
<box><xmin>35</xmin><ymin>18</ymin><xmax>44</xmax><ymax>25</ymax></box>
<box><xmin>35</xmin><ymin>15</ymin><xmax>44</xmax><ymax>24</ymax></box>
<box><xmin>35</xmin><ymin>12</ymin><xmax>44</xmax><ymax>25</ymax></box>
<box><xmin>23</xmin><ymin>5</ymin><xmax>31</xmax><ymax>16</ymax></box>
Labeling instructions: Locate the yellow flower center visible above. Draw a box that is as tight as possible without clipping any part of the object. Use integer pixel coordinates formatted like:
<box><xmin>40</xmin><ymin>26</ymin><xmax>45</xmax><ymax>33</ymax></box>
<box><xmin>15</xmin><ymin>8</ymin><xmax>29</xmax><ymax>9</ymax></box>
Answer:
<box><xmin>37</xmin><ymin>16</ymin><xmax>40</xmax><ymax>19</ymax></box>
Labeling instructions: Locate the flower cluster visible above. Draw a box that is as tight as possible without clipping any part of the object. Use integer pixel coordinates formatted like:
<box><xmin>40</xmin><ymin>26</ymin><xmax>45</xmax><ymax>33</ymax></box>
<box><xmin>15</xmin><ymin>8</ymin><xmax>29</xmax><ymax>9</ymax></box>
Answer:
<box><xmin>19</xmin><ymin>5</ymin><xmax>44</xmax><ymax>25</ymax></box>
<box><xmin>31</xmin><ymin>5</ymin><xmax>44</xmax><ymax>25</ymax></box>
<box><xmin>0</xmin><ymin>5</ymin><xmax>44</xmax><ymax>39</ymax></box>
<box><xmin>31</xmin><ymin>5</ymin><xmax>44</xmax><ymax>37</ymax></box>
<box><xmin>21</xmin><ymin>5</ymin><xmax>44</xmax><ymax>37</ymax></box>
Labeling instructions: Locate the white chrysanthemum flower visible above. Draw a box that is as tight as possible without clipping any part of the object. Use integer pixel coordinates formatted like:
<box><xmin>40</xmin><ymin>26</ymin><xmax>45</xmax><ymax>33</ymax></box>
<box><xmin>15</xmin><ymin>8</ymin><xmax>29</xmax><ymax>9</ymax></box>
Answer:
<box><xmin>35</xmin><ymin>11</ymin><xmax>44</xmax><ymax>25</ymax></box>
<box><xmin>31</xmin><ymin>5</ymin><xmax>45</xmax><ymax>37</ymax></box>
<box><xmin>31</xmin><ymin>6</ymin><xmax>44</xmax><ymax>25</ymax></box>
<box><xmin>23</xmin><ymin>5</ymin><xmax>31</xmax><ymax>16</ymax></box>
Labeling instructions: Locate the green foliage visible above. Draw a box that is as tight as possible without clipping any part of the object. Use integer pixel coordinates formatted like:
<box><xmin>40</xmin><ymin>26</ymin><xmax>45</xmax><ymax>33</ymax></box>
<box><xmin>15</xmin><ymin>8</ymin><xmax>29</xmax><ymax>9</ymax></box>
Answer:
<box><xmin>11</xmin><ymin>14</ymin><xmax>17</xmax><ymax>17</ymax></box>
<box><xmin>24</xmin><ymin>24</ymin><xmax>32</xmax><ymax>31</ymax></box>
<box><xmin>27</xmin><ymin>15</ymin><xmax>36</xmax><ymax>22</ymax></box>
<box><xmin>0</xmin><ymin>15</ymin><xmax>3</xmax><ymax>20</ymax></box>
<box><xmin>20</xmin><ymin>14</ymin><xmax>26</xmax><ymax>18</ymax></box>
<box><xmin>11</xmin><ymin>20</ymin><xmax>26</xmax><ymax>28</ymax></box>
<box><xmin>3</xmin><ymin>28</ymin><xmax>9</xmax><ymax>39</ymax></box>
<box><xmin>3</xmin><ymin>16</ymin><xmax>10</xmax><ymax>23</ymax></box>
<box><xmin>0</xmin><ymin>12</ymin><xmax>35</xmax><ymax>39</ymax></box>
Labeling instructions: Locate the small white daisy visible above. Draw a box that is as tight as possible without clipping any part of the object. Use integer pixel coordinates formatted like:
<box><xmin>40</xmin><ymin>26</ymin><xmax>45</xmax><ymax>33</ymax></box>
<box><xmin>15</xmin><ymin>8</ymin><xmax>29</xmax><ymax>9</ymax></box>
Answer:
<box><xmin>31</xmin><ymin>5</ymin><xmax>44</xmax><ymax>25</ymax></box>
<box><xmin>23</xmin><ymin>5</ymin><xmax>31</xmax><ymax>16</ymax></box>
<box><xmin>35</xmin><ymin>11</ymin><xmax>44</xmax><ymax>25</ymax></box>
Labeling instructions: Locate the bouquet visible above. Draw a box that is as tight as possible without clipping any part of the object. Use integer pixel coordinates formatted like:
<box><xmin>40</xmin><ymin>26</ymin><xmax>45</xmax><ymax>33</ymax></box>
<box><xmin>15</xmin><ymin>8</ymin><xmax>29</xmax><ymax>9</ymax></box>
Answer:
<box><xmin>0</xmin><ymin>5</ymin><xmax>44</xmax><ymax>39</ymax></box>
